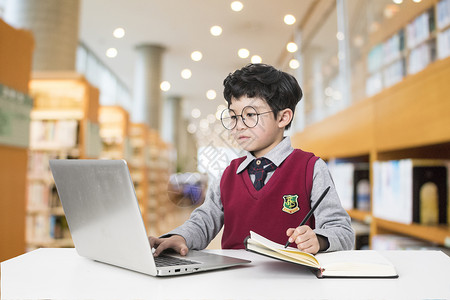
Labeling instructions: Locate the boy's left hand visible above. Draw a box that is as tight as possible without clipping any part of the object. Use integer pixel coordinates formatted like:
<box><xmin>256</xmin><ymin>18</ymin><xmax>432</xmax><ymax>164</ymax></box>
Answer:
<box><xmin>286</xmin><ymin>225</ymin><xmax>320</xmax><ymax>254</ymax></box>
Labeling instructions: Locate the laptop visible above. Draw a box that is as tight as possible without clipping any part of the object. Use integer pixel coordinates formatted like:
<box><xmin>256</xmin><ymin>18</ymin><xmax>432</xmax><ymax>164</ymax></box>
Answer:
<box><xmin>49</xmin><ymin>159</ymin><xmax>251</xmax><ymax>276</ymax></box>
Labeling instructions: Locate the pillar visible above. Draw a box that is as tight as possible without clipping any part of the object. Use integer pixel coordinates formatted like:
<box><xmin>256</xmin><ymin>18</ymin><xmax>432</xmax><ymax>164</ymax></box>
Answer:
<box><xmin>3</xmin><ymin>0</ymin><xmax>80</xmax><ymax>71</ymax></box>
<box><xmin>162</xmin><ymin>95</ymin><xmax>182</xmax><ymax>146</ymax></box>
<box><xmin>336</xmin><ymin>0</ymin><xmax>352</xmax><ymax>109</ymax></box>
<box><xmin>132</xmin><ymin>44</ymin><xmax>165</xmax><ymax>131</ymax></box>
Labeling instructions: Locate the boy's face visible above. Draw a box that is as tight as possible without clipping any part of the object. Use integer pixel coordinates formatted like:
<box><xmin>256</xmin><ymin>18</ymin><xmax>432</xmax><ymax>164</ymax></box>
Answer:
<box><xmin>228</xmin><ymin>96</ymin><xmax>285</xmax><ymax>158</ymax></box>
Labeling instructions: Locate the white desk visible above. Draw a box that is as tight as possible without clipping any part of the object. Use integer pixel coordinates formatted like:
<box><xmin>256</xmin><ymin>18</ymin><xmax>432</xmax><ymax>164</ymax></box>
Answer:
<box><xmin>1</xmin><ymin>249</ymin><xmax>450</xmax><ymax>299</ymax></box>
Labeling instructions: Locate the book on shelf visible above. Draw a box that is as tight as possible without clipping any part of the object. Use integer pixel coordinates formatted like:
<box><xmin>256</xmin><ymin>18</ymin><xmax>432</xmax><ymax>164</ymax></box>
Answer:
<box><xmin>373</xmin><ymin>159</ymin><xmax>448</xmax><ymax>225</ymax></box>
<box><xmin>437</xmin><ymin>28</ymin><xmax>450</xmax><ymax>59</ymax></box>
<box><xmin>437</xmin><ymin>0</ymin><xmax>450</xmax><ymax>30</ymax></box>
<box><xmin>382</xmin><ymin>29</ymin><xmax>404</xmax><ymax>66</ymax></box>
<box><xmin>383</xmin><ymin>59</ymin><xmax>405</xmax><ymax>89</ymax></box>
<box><xmin>365</xmin><ymin>72</ymin><xmax>383</xmax><ymax>97</ymax></box>
<box><xmin>328</xmin><ymin>161</ymin><xmax>370</xmax><ymax>211</ymax></box>
<box><xmin>30</xmin><ymin>119</ymin><xmax>79</xmax><ymax>149</ymax></box>
<box><xmin>406</xmin><ymin>9</ymin><xmax>434</xmax><ymax>50</ymax></box>
<box><xmin>245</xmin><ymin>231</ymin><xmax>399</xmax><ymax>279</ymax></box>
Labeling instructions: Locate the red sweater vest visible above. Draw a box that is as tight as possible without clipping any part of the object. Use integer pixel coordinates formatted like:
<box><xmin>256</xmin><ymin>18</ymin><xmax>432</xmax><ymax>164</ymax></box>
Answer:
<box><xmin>220</xmin><ymin>149</ymin><xmax>319</xmax><ymax>249</ymax></box>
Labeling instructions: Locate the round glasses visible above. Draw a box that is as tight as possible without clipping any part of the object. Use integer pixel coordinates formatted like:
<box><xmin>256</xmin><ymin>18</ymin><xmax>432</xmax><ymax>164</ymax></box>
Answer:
<box><xmin>220</xmin><ymin>106</ymin><xmax>273</xmax><ymax>130</ymax></box>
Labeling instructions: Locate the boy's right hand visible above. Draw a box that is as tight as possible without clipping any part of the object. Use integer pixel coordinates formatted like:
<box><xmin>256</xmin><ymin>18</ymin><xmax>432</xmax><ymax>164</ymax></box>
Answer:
<box><xmin>148</xmin><ymin>235</ymin><xmax>189</xmax><ymax>257</ymax></box>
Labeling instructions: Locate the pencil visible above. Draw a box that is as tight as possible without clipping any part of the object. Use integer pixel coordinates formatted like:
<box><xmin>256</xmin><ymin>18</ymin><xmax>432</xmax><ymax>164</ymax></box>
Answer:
<box><xmin>284</xmin><ymin>186</ymin><xmax>331</xmax><ymax>248</ymax></box>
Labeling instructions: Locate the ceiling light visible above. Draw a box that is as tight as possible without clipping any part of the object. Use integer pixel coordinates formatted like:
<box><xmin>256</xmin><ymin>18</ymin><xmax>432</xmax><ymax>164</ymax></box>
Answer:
<box><xmin>191</xmin><ymin>51</ymin><xmax>203</xmax><ymax>61</ymax></box>
<box><xmin>231</xmin><ymin>1</ymin><xmax>243</xmax><ymax>12</ymax></box>
<box><xmin>187</xmin><ymin>123</ymin><xmax>197</xmax><ymax>134</ymax></box>
<box><xmin>412</xmin><ymin>0</ymin><xmax>421</xmax><ymax>2</ymax></box>
<box><xmin>325</xmin><ymin>87</ymin><xmax>333</xmax><ymax>97</ymax></box>
<box><xmin>191</xmin><ymin>108</ymin><xmax>201</xmax><ymax>119</ymax></box>
<box><xmin>353</xmin><ymin>35</ymin><xmax>364</xmax><ymax>47</ymax></box>
<box><xmin>392</xmin><ymin>0</ymin><xmax>403</xmax><ymax>4</ymax></box>
<box><xmin>238</xmin><ymin>48</ymin><xmax>250</xmax><ymax>58</ymax></box>
<box><xmin>210</xmin><ymin>25</ymin><xmax>223</xmax><ymax>36</ymax></box>
<box><xmin>181</xmin><ymin>69</ymin><xmax>192</xmax><ymax>79</ymax></box>
<box><xmin>336</xmin><ymin>32</ymin><xmax>345</xmax><ymax>40</ymax></box>
<box><xmin>160</xmin><ymin>81</ymin><xmax>171</xmax><ymax>91</ymax></box>
<box><xmin>284</xmin><ymin>14</ymin><xmax>296</xmax><ymax>25</ymax></box>
<box><xmin>206</xmin><ymin>89</ymin><xmax>217</xmax><ymax>100</ymax></box>
<box><xmin>199</xmin><ymin>119</ymin><xmax>209</xmax><ymax>130</ymax></box>
<box><xmin>286</xmin><ymin>42</ymin><xmax>298</xmax><ymax>53</ymax></box>
<box><xmin>216</xmin><ymin>105</ymin><xmax>227</xmax><ymax>120</ymax></box>
<box><xmin>207</xmin><ymin>114</ymin><xmax>216</xmax><ymax>123</ymax></box>
<box><xmin>113</xmin><ymin>27</ymin><xmax>125</xmax><ymax>38</ymax></box>
<box><xmin>106</xmin><ymin>48</ymin><xmax>118</xmax><ymax>58</ymax></box>
<box><xmin>251</xmin><ymin>55</ymin><xmax>262</xmax><ymax>63</ymax></box>
<box><xmin>289</xmin><ymin>59</ymin><xmax>300</xmax><ymax>69</ymax></box>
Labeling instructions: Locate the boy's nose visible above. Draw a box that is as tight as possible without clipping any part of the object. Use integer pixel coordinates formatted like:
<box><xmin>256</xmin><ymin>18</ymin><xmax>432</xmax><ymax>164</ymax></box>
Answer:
<box><xmin>235</xmin><ymin>116</ymin><xmax>247</xmax><ymax>130</ymax></box>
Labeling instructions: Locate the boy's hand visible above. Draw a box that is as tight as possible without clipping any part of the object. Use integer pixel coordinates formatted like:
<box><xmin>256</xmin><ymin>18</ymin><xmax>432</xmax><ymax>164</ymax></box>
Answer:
<box><xmin>148</xmin><ymin>235</ymin><xmax>189</xmax><ymax>257</ymax></box>
<box><xmin>286</xmin><ymin>225</ymin><xmax>320</xmax><ymax>254</ymax></box>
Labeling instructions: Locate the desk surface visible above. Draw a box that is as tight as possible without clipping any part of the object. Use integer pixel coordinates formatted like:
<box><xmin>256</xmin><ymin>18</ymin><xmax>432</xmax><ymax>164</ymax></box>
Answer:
<box><xmin>1</xmin><ymin>249</ymin><xmax>450</xmax><ymax>300</ymax></box>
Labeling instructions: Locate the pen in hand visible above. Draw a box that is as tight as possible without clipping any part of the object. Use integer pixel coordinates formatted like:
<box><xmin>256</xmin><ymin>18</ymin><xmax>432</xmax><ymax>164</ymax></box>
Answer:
<box><xmin>284</xmin><ymin>186</ymin><xmax>331</xmax><ymax>248</ymax></box>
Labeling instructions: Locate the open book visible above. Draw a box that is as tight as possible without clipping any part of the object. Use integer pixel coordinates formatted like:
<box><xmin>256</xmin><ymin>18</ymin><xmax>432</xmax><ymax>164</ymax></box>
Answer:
<box><xmin>245</xmin><ymin>231</ymin><xmax>398</xmax><ymax>278</ymax></box>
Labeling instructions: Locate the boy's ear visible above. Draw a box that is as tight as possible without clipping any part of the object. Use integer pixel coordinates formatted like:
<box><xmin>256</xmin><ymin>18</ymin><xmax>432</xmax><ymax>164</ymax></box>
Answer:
<box><xmin>278</xmin><ymin>108</ymin><xmax>293</xmax><ymax>128</ymax></box>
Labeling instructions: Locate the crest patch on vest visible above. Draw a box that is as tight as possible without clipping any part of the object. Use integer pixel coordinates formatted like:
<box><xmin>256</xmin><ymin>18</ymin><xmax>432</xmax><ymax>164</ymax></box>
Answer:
<box><xmin>282</xmin><ymin>195</ymin><xmax>300</xmax><ymax>214</ymax></box>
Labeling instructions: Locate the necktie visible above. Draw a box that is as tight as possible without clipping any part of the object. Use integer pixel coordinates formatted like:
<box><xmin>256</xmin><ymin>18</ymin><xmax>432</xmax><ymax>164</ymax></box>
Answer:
<box><xmin>247</xmin><ymin>158</ymin><xmax>277</xmax><ymax>191</ymax></box>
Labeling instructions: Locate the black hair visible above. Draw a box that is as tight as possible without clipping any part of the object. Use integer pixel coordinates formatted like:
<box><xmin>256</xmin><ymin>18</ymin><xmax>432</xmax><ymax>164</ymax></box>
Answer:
<box><xmin>223</xmin><ymin>63</ymin><xmax>303</xmax><ymax>130</ymax></box>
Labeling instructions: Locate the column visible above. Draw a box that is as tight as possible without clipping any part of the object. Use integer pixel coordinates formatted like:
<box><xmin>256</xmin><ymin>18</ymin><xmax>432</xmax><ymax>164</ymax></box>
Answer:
<box><xmin>336</xmin><ymin>0</ymin><xmax>352</xmax><ymax>109</ymax></box>
<box><xmin>132</xmin><ymin>44</ymin><xmax>165</xmax><ymax>131</ymax></box>
<box><xmin>3</xmin><ymin>0</ymin><xmax>80</xmax><ymax>71</ymax></box>
<box><xmin>161</xmin><ymin>95</ymin><xmax>182</xmax><ymax>145</ymax></box>
<box><xmin>291</xmin><ymin>28</ymin><xmax>305</xmax><ymax>133</ymax></box>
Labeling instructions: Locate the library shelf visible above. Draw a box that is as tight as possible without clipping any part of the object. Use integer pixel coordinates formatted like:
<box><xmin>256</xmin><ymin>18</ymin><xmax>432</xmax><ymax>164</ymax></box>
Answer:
<box><xmin>26</xmin><ymin>72</ymin><xmax>101</xmax><ymax>251</ymax></box>
<box><xmin>371</xmin><ymin>217</ymin><xmax>450</xmax><ymax>248</ymax></box>
<box><xmin>292</xmin><ymin>0</ymin><xmax>450</xmax><ymax>249</ymax></box>
<box><xmin>347</xmin><ymin>209</ymin><xmax>372</xmax><ymax>224</ymax></box>
<box><xmin>0</xmin><ymin>18</ymin><xmax>34</xmax><ymax>262</ymax></box>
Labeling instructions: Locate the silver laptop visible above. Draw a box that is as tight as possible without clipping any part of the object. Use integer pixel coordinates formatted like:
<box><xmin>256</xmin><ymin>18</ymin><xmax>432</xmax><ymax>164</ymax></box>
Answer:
<box><xmin>49</xmin><ymin>159</ymin><xmax>250</xmax><ymax>276</ymax></box>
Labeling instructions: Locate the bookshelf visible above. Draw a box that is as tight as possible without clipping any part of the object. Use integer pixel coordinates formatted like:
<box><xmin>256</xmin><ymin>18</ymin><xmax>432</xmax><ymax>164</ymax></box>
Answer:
<box><xmin>26</xmin><ymin>72</ymin><xmax>101</xmax><ymax>250</ymax></box>
<box><xmin>292</xmin><ymin>0</ymin><xmax>450</xmax><ymax>249</ymax></box>
<box><xmin>147</xmin><ymin>129</ymin><xmax>174</xmax><ymax>236</ymax></box>
<box><xmin>128</xmin><ymin>123</ymin><xmax>150</xmax><ymax>230</ymax></box>
<box><xmin>98</xmin><ymin>105</ymin><xmax>131</xmax><ymax>160</ymax></box>
<box><xmin>0</xmin><ymin>19</ymin><xmax>34</xmax><ymax>261</ymax></box>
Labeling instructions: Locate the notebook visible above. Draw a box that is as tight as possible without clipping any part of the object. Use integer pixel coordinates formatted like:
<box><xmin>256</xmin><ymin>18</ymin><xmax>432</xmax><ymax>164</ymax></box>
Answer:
<box><xmin>49</xmin><ymin>159</ymin><xmax>250</xmax><ymax>276</ymax></box>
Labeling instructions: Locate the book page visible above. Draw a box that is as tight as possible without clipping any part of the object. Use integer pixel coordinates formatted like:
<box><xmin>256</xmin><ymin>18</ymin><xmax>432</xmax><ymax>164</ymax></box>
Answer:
<box><xmin>315</xmin><ymin>250</ymin><xmax>398</xmax><ymax>277</ymax></box>
<box><xmin>249</xmin><ymin>231</ymin><xmax>320</xmax><ymax>268</ymax></box>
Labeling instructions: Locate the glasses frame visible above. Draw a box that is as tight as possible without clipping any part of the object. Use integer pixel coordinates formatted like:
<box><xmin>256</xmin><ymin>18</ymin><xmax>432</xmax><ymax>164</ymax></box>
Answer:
<box><xmin>220</xmin><ymin>106</ymin><xmax>274</xmax><ymax>130</ymax></box>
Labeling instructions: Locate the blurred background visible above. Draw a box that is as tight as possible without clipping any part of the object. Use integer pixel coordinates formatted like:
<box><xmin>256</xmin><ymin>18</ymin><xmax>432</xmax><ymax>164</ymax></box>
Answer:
<box><xmin>1</xmin><ymin>0</ymin><xmax>449</xmax><ymax>262</ymax></box>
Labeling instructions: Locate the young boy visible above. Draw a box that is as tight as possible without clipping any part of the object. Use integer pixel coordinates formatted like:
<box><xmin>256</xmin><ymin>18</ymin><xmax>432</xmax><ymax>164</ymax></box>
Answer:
<box><xmin>150</xmin><ymin>63</ymin><xmax>354</xmax><ymax>256</ymax></box>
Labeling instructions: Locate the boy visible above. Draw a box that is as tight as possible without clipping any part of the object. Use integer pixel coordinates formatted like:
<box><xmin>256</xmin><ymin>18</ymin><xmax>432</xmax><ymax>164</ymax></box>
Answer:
<box><xmin>150</xmin><ymin>63</ymin><xmax>354</xmax><ymax>256</ymax></box>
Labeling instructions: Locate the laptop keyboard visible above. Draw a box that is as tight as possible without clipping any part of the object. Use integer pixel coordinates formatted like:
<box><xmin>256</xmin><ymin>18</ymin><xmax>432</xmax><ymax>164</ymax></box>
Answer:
<box><xmin>154</xmin><ymin>255</ymin><xmax>201</xmax><ymax>267</ymax></box>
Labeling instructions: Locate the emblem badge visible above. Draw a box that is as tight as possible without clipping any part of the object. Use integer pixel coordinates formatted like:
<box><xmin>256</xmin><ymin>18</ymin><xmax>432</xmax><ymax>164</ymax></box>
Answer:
<box><xmin>282</xmin><ymin>195</ymin><xmax>300</xmax><ymax>214</ymax></box>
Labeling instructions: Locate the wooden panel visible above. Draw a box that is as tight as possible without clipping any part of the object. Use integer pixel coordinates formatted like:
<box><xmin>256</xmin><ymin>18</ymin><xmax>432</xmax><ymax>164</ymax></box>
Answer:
<box><xmin>374</xmin><ymin>57</ymin><xmax>450</xmax><ymax>152</ymax></box>
<box><xmin>372</xmin><ymin>218</ymin><xmax>450</xmax><ymax>247</ymax></box>
<box><xmin>292</xmin><ymin>97</ymin><xmax>374</xmax><ymax>159</ymax></box>
<box><xmin>0</xmin><ymin>19</ymin><xmax>34</xmax><ymax>94</ymax></box>
<box><xmin>368</xmin><ymin>0</ymin><xmax>437</xmax><ymax>49</ymax></box>
<box><xmin>0</xmin><ymin>146</ymin><xmax>27</xmax><ymax>261</ymax></box>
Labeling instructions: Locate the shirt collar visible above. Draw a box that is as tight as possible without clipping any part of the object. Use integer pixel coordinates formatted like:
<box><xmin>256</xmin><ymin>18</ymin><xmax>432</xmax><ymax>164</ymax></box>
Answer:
<box><xmin>236</xmin><ymin>136</ymin><xmax>294</xmax><ymax>174</ymax></box>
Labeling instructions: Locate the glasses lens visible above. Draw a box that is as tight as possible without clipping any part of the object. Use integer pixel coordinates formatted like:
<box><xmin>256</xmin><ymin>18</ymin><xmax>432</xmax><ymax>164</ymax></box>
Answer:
<box><xmin>221</xmin><ymin>109</ymin><xmax>237</xmax><ymax>129</ymax></box>
<box><xmin>242</xmin><ymin>106</ymin><xmax>258</xmax><ymax>128</ymax></box>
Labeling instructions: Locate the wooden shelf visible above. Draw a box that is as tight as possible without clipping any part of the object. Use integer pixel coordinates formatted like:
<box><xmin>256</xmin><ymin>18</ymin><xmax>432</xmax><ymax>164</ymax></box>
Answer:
<box><xmin>347</xmin><ymin>209</ymin><xmax>372</xmax><ymax>224</ymax></box>
<box><xmin>293</xmin><ymin>49</ymin><xmax>450</xmax><ymax>250</ymax></box>
<box><xmin>26</xmin><ymin>73</ymin><xmax>100</xmax><ymax>251</ymax></box>
<box><xmin>27</xmin><ymin>238</ymin><xmax>74</xmax><ymax>248</ymax></box>
<box><xmin>0</xmin><ymin>19</ymin><xmax>34</xmax><ymax>262</ymax></box>
<box><xmin>372</xmin><ymin>218</ymin><xmax>450</xmax><ymax>247</ymax></box>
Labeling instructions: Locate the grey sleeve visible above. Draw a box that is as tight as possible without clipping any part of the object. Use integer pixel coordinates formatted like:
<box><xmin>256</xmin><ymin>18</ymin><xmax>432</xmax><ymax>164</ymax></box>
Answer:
<box><xmin>312</xmin><ymin>159</ymin><xmax>355</xmax><ymax>251</ymax></box>
<box><xmin>163</xmin><ymin>176</ymin><xmax>224</xmax><ymax>250</ymax></box>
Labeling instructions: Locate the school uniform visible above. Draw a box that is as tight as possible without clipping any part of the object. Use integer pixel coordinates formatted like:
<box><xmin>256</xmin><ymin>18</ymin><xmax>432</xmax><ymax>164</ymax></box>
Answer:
<box><xmin>166</xmin><ymin>137</ymin><xmax>354</xmax><ymax>252</ymax></box>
